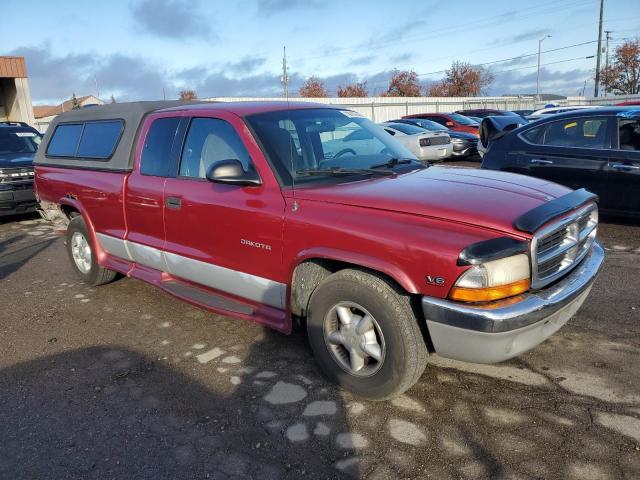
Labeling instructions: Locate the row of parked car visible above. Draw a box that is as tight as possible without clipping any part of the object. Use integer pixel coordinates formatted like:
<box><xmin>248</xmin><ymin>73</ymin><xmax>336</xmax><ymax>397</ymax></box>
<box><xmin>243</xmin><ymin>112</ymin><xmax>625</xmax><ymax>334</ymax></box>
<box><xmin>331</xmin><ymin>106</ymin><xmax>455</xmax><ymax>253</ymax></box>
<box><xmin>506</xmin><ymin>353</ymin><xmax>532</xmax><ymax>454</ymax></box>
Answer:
<box><xmin>364</xmin><ymin>101</ymin><xmax>639</xmax><ymax>218</ymax></box>
<box><xmin>2</xmin><ymin>101</ymin><xmax>639</xmax><ymax>219</ymax></box>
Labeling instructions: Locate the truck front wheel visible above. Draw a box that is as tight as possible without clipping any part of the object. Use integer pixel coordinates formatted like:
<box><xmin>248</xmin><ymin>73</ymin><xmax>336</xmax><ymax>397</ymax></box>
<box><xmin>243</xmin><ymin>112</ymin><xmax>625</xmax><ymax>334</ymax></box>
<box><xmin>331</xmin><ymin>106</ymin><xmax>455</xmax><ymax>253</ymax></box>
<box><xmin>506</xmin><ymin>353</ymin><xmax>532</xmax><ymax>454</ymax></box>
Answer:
<box><xmin>66</xmin><ymin>216</ymin><xmax>117</xmax><ymax>286</ymax></box>
<box><xmin>307</xmin><ymin>269</ymin><xmax>428</xmax><ymax>400</ymax></box>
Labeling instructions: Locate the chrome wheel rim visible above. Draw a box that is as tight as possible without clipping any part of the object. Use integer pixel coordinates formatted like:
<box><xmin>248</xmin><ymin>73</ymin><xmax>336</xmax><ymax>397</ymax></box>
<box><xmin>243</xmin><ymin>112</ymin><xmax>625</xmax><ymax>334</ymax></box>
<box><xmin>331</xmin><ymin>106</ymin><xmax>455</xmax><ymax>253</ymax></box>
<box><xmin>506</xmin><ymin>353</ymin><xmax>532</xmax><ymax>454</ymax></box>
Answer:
<box><xmin>71</xmin><ymin>232</ymin><xmax>92</xmax><ymax>274</ymax></box>
<box><xmin>323</xmin><ymin>302</ymin><xmax>386</xmax><ymax>377</ymax></box>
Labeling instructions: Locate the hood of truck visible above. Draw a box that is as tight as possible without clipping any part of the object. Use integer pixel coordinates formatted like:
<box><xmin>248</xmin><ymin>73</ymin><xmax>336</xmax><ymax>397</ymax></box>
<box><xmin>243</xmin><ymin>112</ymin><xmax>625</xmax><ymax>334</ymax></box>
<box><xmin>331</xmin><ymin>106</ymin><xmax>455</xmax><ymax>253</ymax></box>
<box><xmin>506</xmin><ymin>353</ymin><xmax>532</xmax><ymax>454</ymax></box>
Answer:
<box><xmin>0</xmin><ymin>153</ymin><xmax>35</xmax><ymax>169</ymax></box>
<box><xmin>289</xmin><ymin>167</ymin><xmax>572</xmax><ymax>235</ymax></box>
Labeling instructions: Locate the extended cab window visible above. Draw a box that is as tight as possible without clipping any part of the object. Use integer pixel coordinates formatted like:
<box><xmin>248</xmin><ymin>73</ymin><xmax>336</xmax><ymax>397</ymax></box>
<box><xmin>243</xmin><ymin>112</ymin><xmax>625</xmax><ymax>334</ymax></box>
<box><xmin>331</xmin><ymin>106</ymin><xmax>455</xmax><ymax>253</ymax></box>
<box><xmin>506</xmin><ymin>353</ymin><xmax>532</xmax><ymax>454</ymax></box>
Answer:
<box><xmin>523</xmin><ymin>117</ymin><xmax>609</xmax><ymax>149</ymax></box>
<box><xmin>47</xmin><ymin>121</ymin><xmax>123</xmax><ymax>158</ymax></box>
<box><xmin>140</xmin><ymin>117</ymin><xmax>181</xmax><ymax>177</ymax></box>
<box><xmin>179</xmin><ymin>118</ymin><xmax>253</xmax><ymax>179</ymax></box>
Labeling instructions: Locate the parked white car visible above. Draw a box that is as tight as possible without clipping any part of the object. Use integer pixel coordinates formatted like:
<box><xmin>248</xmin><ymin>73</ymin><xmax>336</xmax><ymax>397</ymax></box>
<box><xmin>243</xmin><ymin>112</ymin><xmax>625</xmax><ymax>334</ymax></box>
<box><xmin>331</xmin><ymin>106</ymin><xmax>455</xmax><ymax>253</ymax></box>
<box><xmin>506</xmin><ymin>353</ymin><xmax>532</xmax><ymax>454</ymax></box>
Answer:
<box><xmin>379</xmin><ymin>122</ymin><xmax>453</xmax><ymax>161</ymax></box>
<box><xmin>527</xmin><ymin>105</ymin><xmax>602</xmax><ymax>121</ymax></box>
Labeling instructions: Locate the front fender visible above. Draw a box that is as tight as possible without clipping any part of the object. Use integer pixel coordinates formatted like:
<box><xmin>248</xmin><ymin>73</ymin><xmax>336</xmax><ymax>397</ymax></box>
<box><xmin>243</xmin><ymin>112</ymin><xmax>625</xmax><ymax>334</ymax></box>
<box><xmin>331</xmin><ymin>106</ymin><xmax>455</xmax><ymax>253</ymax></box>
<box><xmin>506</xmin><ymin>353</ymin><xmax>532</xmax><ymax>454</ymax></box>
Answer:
<box><xmin>290</xmin><ymin>246</ymin><xmax>420</xmax><ymax>295</ymax></box>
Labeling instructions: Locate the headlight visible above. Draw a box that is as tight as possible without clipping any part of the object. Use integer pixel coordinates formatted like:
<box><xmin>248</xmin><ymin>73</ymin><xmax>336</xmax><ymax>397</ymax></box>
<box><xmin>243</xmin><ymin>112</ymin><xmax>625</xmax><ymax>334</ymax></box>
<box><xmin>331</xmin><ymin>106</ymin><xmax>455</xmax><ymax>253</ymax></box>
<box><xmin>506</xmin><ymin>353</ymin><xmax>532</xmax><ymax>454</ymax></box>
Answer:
<box><xmin>450</xmin><ymin>253</ymin><xmax>530</xmax><ymax>302</ymax></box>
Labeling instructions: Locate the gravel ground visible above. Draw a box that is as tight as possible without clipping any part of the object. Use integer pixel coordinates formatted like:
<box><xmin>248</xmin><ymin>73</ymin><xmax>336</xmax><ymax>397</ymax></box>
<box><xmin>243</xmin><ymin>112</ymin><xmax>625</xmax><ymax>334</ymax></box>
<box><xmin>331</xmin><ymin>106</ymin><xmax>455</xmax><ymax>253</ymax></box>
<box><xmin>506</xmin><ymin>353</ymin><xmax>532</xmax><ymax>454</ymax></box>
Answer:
<box><xmin>1</xmin><ymin>194</ymin><xmax>639</xmax><ymax>479</ymax></box>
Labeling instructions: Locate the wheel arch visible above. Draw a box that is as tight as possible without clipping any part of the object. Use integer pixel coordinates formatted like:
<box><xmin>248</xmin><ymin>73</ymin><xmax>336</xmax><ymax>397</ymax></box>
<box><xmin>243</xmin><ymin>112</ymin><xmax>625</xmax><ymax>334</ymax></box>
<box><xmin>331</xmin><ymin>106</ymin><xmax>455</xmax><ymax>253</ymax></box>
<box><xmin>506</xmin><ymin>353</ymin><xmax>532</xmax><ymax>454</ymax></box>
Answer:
<box><xmin>289</xmin><ymin>249</ymin><xmax>420</xmax><ymax>318</ymax></box>
<box><xmin>59</xmin><ymin>197</ymin><xmax>107</xmax><ymax>263</ymax></box>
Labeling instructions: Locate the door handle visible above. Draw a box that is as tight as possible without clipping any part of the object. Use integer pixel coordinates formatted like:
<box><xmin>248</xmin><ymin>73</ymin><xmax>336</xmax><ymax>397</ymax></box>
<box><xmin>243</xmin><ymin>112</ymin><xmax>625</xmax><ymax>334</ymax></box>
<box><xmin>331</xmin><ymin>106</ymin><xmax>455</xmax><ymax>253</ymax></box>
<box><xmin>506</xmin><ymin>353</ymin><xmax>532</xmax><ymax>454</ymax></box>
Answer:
<box><xmin>609</xmin><ymin>163</ymin><xmax>640</xmax><ymax>170</ymax></box>
<box><xmin>530</xmin><ymin>158</ymin><xmax>553</xmax><ymax>165</ymax></box>
<box><xmin>166</xmin><ymin>196</ymin><xmax>182</xmax><ymax>209</ymax></box>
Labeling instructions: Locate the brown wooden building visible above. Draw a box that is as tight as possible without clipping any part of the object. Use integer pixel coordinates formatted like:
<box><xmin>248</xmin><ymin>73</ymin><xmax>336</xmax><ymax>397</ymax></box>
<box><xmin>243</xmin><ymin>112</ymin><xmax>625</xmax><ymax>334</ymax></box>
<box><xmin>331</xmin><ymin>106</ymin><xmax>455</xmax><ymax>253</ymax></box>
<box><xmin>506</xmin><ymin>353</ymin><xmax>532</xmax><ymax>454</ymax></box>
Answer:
<box><xmin>0</xmin><ymin>56</ymin><xmax>35</xmax><ymax>126</ymax></box>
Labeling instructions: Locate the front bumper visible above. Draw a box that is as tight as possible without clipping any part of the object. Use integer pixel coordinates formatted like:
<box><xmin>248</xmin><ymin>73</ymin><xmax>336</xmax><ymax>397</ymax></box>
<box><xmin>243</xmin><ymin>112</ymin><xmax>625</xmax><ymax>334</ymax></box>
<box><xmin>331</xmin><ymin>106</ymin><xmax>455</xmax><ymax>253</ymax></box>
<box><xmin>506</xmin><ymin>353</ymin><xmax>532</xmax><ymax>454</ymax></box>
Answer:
<box><xmin>422</xmin><ymin>241</ymin><xmax>604</xmax><ymax>363</ymax></box>
<box><xmin>0</xmin><ymin>182</ymin><xmax>37</xmax><ymax>217</ymax></box>
<box><xmin>451</xmin><ymin>142</ymin><xmax>478</xmax><ymax>157</ymax></box>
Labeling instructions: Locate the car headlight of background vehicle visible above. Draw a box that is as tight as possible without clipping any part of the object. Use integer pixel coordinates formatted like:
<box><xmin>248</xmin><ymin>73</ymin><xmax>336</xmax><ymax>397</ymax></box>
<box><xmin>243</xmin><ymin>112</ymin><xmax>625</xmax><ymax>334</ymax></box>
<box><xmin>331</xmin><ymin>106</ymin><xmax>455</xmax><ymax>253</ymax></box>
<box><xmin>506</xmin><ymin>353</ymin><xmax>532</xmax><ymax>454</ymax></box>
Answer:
<box><xmin>449</xmin><ymin>253</ymin><xmax>530</xmax><ymax>302</ymax></box>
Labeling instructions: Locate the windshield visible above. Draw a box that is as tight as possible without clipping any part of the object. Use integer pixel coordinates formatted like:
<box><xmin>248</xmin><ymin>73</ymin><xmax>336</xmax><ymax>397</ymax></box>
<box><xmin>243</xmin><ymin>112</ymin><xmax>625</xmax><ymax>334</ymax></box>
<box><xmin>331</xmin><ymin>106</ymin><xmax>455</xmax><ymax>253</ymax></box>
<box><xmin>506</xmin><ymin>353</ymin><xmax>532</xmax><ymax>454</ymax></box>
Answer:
<box><xmin>0</xmin><ymin>129</ymin><xmax>41</xmax><ymax>156</ymax></box>
<box><xmin>246</xmin><ymin>108</ymin><xmax>419</xmax><ymax>185</ymax></box>
<box><xmin>448</xmin><ymin>113</ymin><xmax>478</xmax><ymax>126</ymax></box>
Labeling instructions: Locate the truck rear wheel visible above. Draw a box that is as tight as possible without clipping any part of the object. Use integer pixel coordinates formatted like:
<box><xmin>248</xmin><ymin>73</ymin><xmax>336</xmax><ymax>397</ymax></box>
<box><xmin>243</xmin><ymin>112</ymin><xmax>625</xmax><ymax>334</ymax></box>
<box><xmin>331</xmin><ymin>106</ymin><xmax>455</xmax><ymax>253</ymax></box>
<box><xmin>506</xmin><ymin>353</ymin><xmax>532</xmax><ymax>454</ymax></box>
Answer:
<box><xmin>66</xmin><ymin>216</ymin><xmax>117</xmax><ymax>286</ymax></box>
<box><xmin>307</xmin><ymin>269</ymin><xmax>428</xmax><ymax>400</ymax></box>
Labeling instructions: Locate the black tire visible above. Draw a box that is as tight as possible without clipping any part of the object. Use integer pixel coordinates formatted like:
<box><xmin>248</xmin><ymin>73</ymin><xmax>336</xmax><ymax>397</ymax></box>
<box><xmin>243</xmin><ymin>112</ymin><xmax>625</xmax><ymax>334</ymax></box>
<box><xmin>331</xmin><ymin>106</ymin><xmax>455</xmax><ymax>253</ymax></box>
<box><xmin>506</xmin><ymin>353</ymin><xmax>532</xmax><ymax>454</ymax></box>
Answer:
<box><xmin>66</xmin><ymin>216</ymin><xmax>117</xmax><ymax>286</ymax></box>
<box><xmin>307</xmin><ymin>268</ymin><xmax>428</xmax><ymax>400</ymax></box>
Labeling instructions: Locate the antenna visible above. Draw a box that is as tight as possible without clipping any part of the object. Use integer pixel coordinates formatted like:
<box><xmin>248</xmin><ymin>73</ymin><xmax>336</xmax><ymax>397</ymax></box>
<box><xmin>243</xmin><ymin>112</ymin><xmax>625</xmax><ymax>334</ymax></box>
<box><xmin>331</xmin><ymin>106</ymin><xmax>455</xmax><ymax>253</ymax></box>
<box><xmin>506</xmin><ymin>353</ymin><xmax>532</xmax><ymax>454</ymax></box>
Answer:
<box><xmin>283</xmin><ymin>46</ymin><xmax>298</xmax><ymax>212</ymax></box>
<box><xmin>281</xmin><ymin>46</ymin><xmax>289</xmax><ymax>98</ymax></box>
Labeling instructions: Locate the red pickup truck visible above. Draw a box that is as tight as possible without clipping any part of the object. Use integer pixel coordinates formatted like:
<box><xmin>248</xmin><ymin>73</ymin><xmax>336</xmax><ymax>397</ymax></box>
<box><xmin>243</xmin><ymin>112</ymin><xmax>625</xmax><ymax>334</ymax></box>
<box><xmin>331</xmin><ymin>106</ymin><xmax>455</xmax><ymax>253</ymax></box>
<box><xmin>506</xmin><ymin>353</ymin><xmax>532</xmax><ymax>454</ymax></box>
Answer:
<box><xmin>34</xmin><ymin>101</ymin><xmax>603</xmax><ymax>400</ymax></box>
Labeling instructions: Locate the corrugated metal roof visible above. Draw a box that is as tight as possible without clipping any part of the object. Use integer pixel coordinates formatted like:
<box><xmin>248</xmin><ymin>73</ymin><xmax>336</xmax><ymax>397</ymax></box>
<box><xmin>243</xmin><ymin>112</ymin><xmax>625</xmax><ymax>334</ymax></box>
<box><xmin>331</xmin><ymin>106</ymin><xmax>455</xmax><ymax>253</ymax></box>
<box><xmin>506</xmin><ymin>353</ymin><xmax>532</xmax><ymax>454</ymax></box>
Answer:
<box><xmin>0</xmin><ymin>56</ymin><xmax>27</xmax><ymax>78</ymax></box>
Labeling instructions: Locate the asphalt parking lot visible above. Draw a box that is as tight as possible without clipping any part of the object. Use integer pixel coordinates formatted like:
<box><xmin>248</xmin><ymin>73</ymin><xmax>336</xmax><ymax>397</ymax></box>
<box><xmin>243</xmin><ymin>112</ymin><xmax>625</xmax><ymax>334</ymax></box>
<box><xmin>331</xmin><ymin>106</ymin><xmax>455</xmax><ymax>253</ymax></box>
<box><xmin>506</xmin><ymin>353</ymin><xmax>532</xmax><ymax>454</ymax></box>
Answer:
<box><xmin>1</xmin><ymin>173</ymin><xmax>639</xmax><ymax>479</ymax></box>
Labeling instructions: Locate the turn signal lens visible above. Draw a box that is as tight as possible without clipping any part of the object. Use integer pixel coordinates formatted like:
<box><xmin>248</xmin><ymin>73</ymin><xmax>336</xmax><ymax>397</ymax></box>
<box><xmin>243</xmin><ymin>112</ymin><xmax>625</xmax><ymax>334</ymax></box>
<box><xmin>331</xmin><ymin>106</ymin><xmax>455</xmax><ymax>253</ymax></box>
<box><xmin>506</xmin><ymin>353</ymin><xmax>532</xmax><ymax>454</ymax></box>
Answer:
<box><xmin>449</xmin><ymin>279</ymin><xmax>531</xmax><ymax>302</ymax></box>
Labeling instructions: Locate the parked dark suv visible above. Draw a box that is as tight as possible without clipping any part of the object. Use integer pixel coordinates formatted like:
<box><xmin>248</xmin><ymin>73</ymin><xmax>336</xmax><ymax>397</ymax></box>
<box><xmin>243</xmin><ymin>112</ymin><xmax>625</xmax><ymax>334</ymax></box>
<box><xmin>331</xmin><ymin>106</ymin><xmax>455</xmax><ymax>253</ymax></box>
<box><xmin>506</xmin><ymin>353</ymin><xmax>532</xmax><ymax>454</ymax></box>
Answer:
<box><xmin>0</xmin><ymin>122</ymin><xmax>42</xmax><ymax>217</ymax></box>
<box><xmin>481</xmin><ymin>107</ymin><xmax>640</xmax><ymax>217</ymax></box>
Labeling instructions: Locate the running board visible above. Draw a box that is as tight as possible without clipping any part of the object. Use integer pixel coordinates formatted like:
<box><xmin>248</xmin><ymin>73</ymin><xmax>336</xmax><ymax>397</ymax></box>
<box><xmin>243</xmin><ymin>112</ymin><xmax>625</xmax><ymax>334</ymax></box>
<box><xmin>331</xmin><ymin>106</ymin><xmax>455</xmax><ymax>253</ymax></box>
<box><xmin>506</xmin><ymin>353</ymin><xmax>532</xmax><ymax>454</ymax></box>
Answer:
<box><xmin>162</xmin><ymin>280</ymin><xmax>254</xmax><ymax>316</ymax></box>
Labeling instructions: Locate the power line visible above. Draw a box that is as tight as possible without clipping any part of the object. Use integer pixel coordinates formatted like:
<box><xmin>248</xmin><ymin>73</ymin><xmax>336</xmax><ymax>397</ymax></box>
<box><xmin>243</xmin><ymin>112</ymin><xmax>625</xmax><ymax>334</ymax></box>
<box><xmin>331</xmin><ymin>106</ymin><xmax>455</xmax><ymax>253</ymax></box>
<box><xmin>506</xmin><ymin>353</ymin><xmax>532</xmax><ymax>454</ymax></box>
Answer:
<box><xmin>289</xmin><ymin>0</ymin><xmax>593</xmax><ymax>63</ymax></box>
<box><xmin>321</xmin><ymin>56</ymin><xmax>597</xmax><ymax>96</ymax></box>
<box><xmin>350</xmin><ymin>40</ymin><xmax>599</xmax><ymax>89</ymax></box>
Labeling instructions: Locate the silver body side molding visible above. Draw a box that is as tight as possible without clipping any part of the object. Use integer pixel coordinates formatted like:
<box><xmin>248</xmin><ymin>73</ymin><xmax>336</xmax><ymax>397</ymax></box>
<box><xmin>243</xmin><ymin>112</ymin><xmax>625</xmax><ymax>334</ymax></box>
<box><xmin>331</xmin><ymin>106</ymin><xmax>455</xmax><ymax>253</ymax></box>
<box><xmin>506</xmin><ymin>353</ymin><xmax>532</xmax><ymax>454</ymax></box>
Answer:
<box><xmin>95</xmin><ymin>233</ymin><xmax>285</xmax><ymax>309</ymax></box>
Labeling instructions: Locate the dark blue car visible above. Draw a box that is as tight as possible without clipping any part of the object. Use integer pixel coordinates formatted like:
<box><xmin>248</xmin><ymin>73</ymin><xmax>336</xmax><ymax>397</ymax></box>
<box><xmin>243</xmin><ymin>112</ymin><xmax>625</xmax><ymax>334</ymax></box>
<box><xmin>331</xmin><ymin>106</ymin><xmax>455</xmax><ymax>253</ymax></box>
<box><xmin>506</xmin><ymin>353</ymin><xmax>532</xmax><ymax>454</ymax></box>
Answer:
<box><xmin>481</xmin><ymin>107</ymin><xmax>640</xmax><ymax>217</ymax></box>
<box><xmin>0</xmin><ymin>122</ymin><xmax>42</xmax><ymax>217</ymax></box>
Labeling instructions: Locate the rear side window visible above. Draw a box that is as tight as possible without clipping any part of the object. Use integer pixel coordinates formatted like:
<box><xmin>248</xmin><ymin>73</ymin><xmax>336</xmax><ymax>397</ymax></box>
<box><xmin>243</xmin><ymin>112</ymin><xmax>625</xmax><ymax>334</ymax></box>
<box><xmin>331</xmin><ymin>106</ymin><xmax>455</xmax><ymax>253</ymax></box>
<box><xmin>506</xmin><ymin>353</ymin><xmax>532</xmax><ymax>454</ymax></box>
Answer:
<box><xmin>179</xmin><ymin>118</ymin><xmax>252</xmax><ymax>179</ymax></box>
<box><xmin>47</xmin><ymin>124</ymin><xmax>83</xmax><ymax>156</ymax></box>
<box><xmin>523</xmin><ymin>117</ymin><xmax>609</xmax><ymax>149</ymax></box>
<box><xmin>140</xmin><ymin>117</ymin><xmax>181</xmax><ymax>177</ymax></box>
<box><xmin>47</xmin><ymin>121</ymin><xmax>123</xmax><ymax>159</ymax></box>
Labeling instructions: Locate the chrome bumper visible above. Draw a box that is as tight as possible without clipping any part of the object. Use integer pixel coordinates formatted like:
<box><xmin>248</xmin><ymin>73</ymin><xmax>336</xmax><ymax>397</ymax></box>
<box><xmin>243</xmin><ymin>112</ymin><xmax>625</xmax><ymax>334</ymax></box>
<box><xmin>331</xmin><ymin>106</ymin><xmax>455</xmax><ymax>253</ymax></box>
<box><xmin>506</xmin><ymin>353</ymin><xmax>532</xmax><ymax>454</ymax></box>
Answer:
<box><xmin>422</xmin><ymin>242</ymin><xmax>604</xmax><ymax>363</ymax></box>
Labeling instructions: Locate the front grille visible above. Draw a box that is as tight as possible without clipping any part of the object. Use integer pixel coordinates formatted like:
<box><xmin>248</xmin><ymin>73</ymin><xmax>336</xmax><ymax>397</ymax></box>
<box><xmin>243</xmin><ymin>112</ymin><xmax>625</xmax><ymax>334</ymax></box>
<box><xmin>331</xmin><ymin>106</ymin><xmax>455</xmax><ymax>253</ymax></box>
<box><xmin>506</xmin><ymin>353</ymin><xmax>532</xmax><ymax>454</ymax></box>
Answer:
<box><xmin>531</xmin><ymin>203</ymin><xmax>598</xmax><ymax>289</ymax></box>
<box><xmin>0</xmin><ymin>167</ymin><xmax>34</xmax><ymax>184</ymax></box>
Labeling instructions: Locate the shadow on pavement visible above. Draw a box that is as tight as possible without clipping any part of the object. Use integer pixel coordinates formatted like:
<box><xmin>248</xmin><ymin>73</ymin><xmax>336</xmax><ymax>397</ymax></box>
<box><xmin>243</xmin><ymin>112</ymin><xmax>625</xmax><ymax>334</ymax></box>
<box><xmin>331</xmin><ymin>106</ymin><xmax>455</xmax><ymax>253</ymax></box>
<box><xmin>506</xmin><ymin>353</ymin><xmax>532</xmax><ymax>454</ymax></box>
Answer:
<box><xmin>0</xmin><ymin>335</ymin><xmax>357</xmax><ymax>479</ymax></box>
<box><xmin>0</xmin><ymin>234</ymin><xmax>56</xmax><ymax>281</ymax></box>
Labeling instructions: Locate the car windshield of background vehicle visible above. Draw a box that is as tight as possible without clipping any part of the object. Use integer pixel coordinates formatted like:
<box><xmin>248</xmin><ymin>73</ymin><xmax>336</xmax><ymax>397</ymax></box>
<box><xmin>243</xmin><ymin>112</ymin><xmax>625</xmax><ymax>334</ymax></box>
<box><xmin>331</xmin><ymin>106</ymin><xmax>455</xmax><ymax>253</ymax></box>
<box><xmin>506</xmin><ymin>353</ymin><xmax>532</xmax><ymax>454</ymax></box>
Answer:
<box><xmin>246</xmin><ymin>109</ymin><xmax>419</xmax><ymax>185</ymax></box>
<box><xmin>448</xmin><ymin>113</ymin><xmax>477</xmax><ymax>126</ymax></box>
<box><xmin>0</xmin><ymin>130</ymin><xmax>41</xmax><ymax>155</ymax></box>
<box><xmin>618</xmin><ymin>119</ymin><xmax>640</xmax><ymax>151</ymax></box>
<box><xmin>522</xmin><ymin>117</ymin><xmax>609</xmax><ymax>149</ymax></box>
<box><xmin>413</xmin><ymin>119</ymin><xmax>448</xmax><ymax>131</ymax></box>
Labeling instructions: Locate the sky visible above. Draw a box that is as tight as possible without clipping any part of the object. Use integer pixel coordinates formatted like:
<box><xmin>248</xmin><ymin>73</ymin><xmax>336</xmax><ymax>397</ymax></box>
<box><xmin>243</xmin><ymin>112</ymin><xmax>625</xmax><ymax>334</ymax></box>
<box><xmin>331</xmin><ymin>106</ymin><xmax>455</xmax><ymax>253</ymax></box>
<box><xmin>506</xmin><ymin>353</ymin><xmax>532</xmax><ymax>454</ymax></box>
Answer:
<box><xmin>2</xmin><ymin>0</ymin><xmax>638</xmax><ymax>105</ymax></box>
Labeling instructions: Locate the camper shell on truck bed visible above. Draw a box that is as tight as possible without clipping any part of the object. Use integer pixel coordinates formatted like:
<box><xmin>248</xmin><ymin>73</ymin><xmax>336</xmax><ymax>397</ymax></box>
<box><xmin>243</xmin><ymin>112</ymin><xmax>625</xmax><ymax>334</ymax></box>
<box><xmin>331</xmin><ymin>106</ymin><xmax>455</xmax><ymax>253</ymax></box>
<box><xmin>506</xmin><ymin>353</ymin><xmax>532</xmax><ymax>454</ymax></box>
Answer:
<box><xmin>34</xmin><ymin>100</ymin><xmax>603</xmax><ymax>401</ymax></box>
<box><xmin>35</xmin><ymin>101</ymin><xmax>195</xmax><ymax>171</ymax></box>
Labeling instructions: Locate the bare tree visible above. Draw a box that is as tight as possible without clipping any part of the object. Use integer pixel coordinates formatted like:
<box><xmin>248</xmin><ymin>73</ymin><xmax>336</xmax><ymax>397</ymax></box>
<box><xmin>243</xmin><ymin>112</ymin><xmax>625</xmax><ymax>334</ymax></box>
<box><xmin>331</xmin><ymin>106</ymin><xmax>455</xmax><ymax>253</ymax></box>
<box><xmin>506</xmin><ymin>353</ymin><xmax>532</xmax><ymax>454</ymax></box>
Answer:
<box><xmin>179</xmin><ymin>90</ymin><xmax>198</xmax><ymax>101</ymax></box>
<box><xmin>71</xmin><ymin>93</ymin><xmax>81</xmax><ymax>109</ymax></box>
<box><xmin>337</xmin><ymin>81</ymin><xmax>368</xmax><ymax>97</ymax></box>
<box><xmin>439</xmin><ymin>62</ymin><xmax>494</xmax><ymax>97</ymax></box>
<box><xmin>600</xmin><ymin>40</ymin><xmax>640</xmax><ymax>95</ymax></box>
<box><xmin>299</xmin><ymin>77</ymin><xmax>329</xmax><ymax>97</ymax></box>
<box><xmin>425</xmin><ymin>81</ymin><xmax>449</xmax><ymax>97</ymax></box>
<box><xmin>384</xmin><ymin>70</ymin><xmax>421</xmax><ymax>97</ymax></box>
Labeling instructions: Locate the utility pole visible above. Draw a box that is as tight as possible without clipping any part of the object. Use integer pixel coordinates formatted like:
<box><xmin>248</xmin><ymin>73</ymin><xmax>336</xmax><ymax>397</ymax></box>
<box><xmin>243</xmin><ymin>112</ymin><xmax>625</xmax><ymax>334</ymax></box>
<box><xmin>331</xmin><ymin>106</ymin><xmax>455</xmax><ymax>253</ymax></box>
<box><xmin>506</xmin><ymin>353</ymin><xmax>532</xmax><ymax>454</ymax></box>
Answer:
<box><xmin>604</xmin><ymin>30</ymin><xmax>612</xmax><ymax>96</ymax></box>
<box><xmin>281</xmin><ymin>46</ymin><xmax>289</xmax><ymax>98</ymax></box>
<box><xmin>536</xmin><ymin>35</ymin><xmax>551</xmax><ymax>101</ymax></box>
<box><xmin>594</xmin><ymin>0</ymin><xmax>604</xmax><ymax>97</ymax></box>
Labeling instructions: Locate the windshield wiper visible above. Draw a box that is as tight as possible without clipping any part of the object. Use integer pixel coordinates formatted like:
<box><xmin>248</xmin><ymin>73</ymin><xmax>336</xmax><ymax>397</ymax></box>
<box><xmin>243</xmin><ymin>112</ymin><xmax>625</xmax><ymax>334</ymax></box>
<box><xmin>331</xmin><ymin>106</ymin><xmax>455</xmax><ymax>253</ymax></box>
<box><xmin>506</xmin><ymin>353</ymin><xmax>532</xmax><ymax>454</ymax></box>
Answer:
<box><xmin>295</xmin><ymin>167</ymin><xmax>395</xmax><ymax>177</ymax></box>
<box><xmin>370</xmin><ymin>158</ymin><xmax>416</xmax><ymax>169</ymax></box>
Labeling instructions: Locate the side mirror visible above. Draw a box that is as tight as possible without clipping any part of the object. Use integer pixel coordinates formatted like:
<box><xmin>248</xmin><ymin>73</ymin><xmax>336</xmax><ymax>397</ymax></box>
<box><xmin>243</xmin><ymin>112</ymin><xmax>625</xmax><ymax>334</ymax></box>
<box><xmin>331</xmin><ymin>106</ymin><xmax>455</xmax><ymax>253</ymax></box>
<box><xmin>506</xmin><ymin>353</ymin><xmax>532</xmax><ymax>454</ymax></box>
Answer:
<box><xmin>205</xmin><ymin>159</ymin><xmax>261</xmax><ymax>186</ymax></box>
<box><xmin>479</xmin><ymin>117</ymin><xmax>524</xmax><ymax>148</ymax></box>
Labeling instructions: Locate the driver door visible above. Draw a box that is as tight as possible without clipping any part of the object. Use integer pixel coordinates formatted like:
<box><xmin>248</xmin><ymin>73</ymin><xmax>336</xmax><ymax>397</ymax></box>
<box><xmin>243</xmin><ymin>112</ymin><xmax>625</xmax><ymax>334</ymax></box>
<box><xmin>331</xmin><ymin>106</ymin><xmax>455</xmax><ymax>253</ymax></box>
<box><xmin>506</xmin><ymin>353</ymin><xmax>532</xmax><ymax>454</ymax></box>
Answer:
<box><xmin>162</xmin><ymin>113</ymin><xmax>286</xmax><ymax>308</ymax></box>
